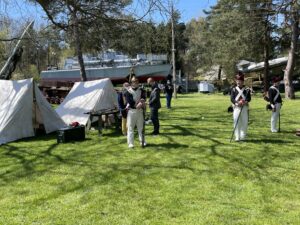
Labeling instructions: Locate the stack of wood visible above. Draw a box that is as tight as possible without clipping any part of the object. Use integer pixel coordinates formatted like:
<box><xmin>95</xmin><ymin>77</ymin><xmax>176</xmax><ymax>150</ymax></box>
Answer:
<box><xmin>296</xmin><ymin>129</ymin><xmax>300</xmax><ymax>137</ymax></box>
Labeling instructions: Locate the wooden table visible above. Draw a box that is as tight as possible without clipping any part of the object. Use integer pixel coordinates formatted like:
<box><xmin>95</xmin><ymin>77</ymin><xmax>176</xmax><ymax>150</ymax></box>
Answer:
<box><xmin>85</xmin><ymin>108</ymin><xmax>120</xmax><ymax>136</ymax></box>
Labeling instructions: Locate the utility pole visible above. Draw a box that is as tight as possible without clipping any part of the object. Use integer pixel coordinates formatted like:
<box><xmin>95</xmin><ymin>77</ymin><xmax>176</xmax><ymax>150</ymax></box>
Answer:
<box><xmin>263</xmin><ymin>15</ymin><xmax>270</xmax><ymax>93</ymax></box>
<box><xmin>171</xmin><ymin>2</ymin><xmax>177</xmax><ymax>98</ymax></box>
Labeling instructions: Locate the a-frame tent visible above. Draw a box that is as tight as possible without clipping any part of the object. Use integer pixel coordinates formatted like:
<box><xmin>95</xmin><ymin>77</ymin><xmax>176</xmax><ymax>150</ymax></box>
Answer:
<box><xmin>0</xmin><ymin>79</ymin><xmax>66</xmax><ymax>145</ymax></box>
<box><xmin>56</xmin><ymin>78</ymin><xmax>118</xmax><ymax>126</ymax></box>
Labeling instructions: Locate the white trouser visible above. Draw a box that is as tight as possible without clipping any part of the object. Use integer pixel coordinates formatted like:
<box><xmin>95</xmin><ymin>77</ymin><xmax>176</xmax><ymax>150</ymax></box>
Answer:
<box><xmin>127</xmin><ymin>109</ymin><xmax>144</xmax><ymax>146</ymax></box>
<box><xmin>271</xmin><ymin>103</ymin><xmax>281</xmax><ymax>132</ymax></box>
<box><xmin>233</xmin><ymin>105</ymin><xmax>249</xmax><ymax>140</ymax></box>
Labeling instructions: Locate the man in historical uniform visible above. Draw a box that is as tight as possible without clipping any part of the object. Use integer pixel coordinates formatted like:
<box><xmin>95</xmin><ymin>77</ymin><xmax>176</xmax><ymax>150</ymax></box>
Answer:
<box><xmin>124</xmin><ymin>77</ymin><xmax>146</xmax><ymax>148</ymax></box>
<box><xmin>147</xmin><ymin>77</ymin><xmax>161</xmax><ymax>135</ymax></box>
<box><xmin>268</xmin><ymin>76</ymin><xmax>282</xmax><ymax>133</ymax></box>
<box><xmin>230</xmin><ymin>73</ymin><xmax>251</xmax><ymax>141</ymax></box>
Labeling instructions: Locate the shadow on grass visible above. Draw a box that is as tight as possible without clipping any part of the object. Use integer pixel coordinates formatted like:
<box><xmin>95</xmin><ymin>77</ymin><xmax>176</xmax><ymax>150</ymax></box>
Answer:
<box><xmin>0</xmin><ymin>122</ymin><xmax>214</xmax><ymax>187</ymax></box>
<box><xmin>1</xmin><ymin>93</ymin><xmax>300</xmax><ymax>208</ymax></box>
<box><xmin>244</xmin><ymin>139</ymin><xmax>293</xmax><ymax>144</ymax></box>
<box><xmin>161</xmin><ymin>123</ymin><xmax>300</xmax><ymax>184</ymax></box>
<box><xmin>2</xmin><ymin>140</ymin><xmax>62</xmax><ymax>168</ymax></box>
<box><xmin>147</xmin><ymin>143</ymin><xmax>189</xmax><ymax>149</ymax></box>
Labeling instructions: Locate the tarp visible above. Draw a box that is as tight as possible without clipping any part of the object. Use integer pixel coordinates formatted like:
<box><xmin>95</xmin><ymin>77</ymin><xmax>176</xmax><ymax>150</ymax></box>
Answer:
<box><xmin>198</xmin><ymin>81</ymin><xmax>214</xmax><ymax>93</ymax></box>
<box><xmin>56</xmin><ymin>78</ymin><xmax>117</xmax><ymax>125</ymax></box>
<box><xmin>0</xmin><ymin>79</ymin><xmax>66</xmax><ymax>145</ymax></box>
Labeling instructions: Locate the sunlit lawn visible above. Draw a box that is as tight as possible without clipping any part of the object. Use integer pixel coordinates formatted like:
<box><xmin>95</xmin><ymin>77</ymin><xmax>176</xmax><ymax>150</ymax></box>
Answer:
<box><xmin>0</xmin><ymin>92</ymin><xmax>300</xmax><ymax>225</ymax></box>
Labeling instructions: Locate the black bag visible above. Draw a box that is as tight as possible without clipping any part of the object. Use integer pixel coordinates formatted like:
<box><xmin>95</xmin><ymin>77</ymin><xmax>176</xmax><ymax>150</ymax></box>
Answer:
<box><xmin>120</xmin><ymin>108</ymin><xmax>128</xmax><ymax>118</ymax></box>
<box><xmin>227</xmin><ymin>105</ymin><xmax>233</xmax><ymax>113</ymax></box>
<box><xmin>266</xmin><ymin>104</ymin><xmax>272</xmax><ymax>111</ymax></box>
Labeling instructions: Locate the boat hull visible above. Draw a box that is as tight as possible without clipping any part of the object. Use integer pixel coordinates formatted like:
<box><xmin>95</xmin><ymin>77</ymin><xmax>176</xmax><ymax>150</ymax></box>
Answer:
<box><xmin>40</xmin><ymin>64</ymin><xmax>172</xmax><ymax>87</ymax></box>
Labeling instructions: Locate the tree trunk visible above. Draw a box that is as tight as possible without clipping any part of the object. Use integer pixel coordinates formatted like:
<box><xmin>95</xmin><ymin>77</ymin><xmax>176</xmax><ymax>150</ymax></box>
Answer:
<box><xmin>73</xmin><ymin>12</ymin><xmax>87</xmax><ymax>81</ymax></box>
<box><xmin>284</xmin><ymin>1</ymin><xmax>299</xmax><ymax>99</ymax></box>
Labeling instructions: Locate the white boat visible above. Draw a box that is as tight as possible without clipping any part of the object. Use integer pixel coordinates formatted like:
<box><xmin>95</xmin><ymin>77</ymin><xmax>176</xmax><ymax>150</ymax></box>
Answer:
<box><xmin>40</xmin><ymin>53</ymin><xmax>172</xmax><ymax>88</ymax></box>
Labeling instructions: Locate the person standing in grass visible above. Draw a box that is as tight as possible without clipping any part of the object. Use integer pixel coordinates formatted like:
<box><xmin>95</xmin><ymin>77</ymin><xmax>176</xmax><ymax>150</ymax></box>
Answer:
<box><xmin>230</xmin><ymin>72</ymin><xmax>251</xmax><ymax>141</ymax></box>
<box><xmin>118</xmin><ymin>82</ymin><xmax>130</xmax><ymax>136</ymax></box>
<box><xmin>165</xmin><ymin>79</ymin><xmax>173</xmax><ymax>109</ymax></box>
<box><xmin>124</xmin><ymin>76</ymin><xmax>146</xmax><ymax>148</ymax></box>
<box><xmin>147</xmin><ymin>77</ymin><xmax>161</xmax><ymax>135</ymax></box>
<box><xmin>268</xmin><ymin>76</ymin><xmax>282</xmax><ymax>133</ymax></box>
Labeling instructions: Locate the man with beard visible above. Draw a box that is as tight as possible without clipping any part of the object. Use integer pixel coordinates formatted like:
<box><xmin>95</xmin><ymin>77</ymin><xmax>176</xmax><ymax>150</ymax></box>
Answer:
<box><xmin>124</xmin><ymin>77</ymin><xmax>146</xmax><ymax>148</ymax></box>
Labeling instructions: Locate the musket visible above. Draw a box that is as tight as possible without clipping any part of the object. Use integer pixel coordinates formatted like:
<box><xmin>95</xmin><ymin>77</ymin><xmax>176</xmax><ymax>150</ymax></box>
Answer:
<box><xmin>141</xmin><ymin>105</ymin><xmax>146</xmax><ymax>148</ymax></box>
<box><xmin>0</xmin><ymin>21</ymin><xmax>34</xmax><ymax>80</ymax></box>
<box><xmin>230</xmin><ymin>89</ymin><xmax>250</xmax><ymax>142</ymax></box>
<box><xmin>278</xmin><ymin>111</ymin><xmax>281</xmax><ymax>132</ymax></box>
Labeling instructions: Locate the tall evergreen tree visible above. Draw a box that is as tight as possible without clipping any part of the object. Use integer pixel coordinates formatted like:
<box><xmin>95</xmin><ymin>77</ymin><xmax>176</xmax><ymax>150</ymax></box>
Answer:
<box><xmin>204</xmin><ymin>0</ymin><xmax>272</xmax><ymax>78</ymax></box>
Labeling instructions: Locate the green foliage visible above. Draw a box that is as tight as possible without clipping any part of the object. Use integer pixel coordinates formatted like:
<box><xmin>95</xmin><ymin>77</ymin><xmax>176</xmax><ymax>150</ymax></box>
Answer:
<box><xmin>37</xmin><ymin>25</ymin><xmax>64</xmax><ymax>68</ymax></box>
<box><xmin>0</xmin><ymin>31</ymin><xmax>6</xmax><ymax>62</ymax></box>
<box><xmin>1</xmin><ymin>93</ymin><xmax>300</xmax><ymax>224</ymax></box>
<box><xmin>1</xmin><ymin>21</ymin><xmax>60</xmax><ymax>78</ymax></box>
<box><xmin>184</xmin><ymin>0</ymin><xmax>283</xmax><ymax>78</ymax></box>
<box><xmin>206</xmin><ymin>1</ymin><xmax>268</xmax><ymax>76</ymax></box>
<box><xmin>0</xmin><ymin>22</ymin><xmax>10</xmax><ymax>67</ymax></box>
<box><xmin>29</xmin><ymin>64</ymin><xmax>40</xmax><ymax>81</ymax></box>
<box><xmin>11</xmin><ymin>64</ymin><xmax>38</xmax><ymax>80</ymax></box>
<box><xmin>60</xmin><ymin>46</ymin><xmax>75</xmax><ymax>58</ymax></box>
<box><xmin>185</xmin><ymin>18</ymin><xmax>212</xmax><ymax>76</ymax></box>
<box><xmin>107</xmin><ymin>21</ymin><xmax>160</xmax><ymax>56</ymax></box>
<box><xmin>107</xmin><ymin>19</ymin><xmax>186</xmax><ymax>59</ymax></box>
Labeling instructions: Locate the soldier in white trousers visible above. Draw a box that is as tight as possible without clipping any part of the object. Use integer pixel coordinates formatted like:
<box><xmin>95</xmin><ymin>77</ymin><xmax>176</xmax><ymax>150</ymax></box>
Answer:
<box><xmin>124</xmin><ymin>77</ymin><xmax>146</xmax><ymax>148</ymax></box>
<box><xmin>230</xmin><ymin>73</ymin><xmax>251</xmax><ymax>141</ymax></box>
<box><xmin>268</xmin><ymin>76</ymin><xmax>282</xmax><ymax>133</ymax></box>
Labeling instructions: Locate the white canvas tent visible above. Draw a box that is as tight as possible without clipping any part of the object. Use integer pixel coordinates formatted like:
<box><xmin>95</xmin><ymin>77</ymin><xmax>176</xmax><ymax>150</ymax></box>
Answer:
<box><xmin>0</xmin><ymin>79</ymin><xmax>66</xmax><ymax>145</ymax></box>
<box><xmin>56</xmin><ymin>78</ymin><xmax>117</xmax><ymax>125</ymax></box>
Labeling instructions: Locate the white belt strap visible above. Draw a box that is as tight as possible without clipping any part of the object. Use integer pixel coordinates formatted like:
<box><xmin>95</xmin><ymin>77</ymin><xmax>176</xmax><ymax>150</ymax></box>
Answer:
<box><xmin>151</xmin><ymin>87</ymin><xmax>158</xmax><ymax>94</ymax></box>
<box><xmin>128</xmin><ymin>87</ymin><xmax>141</xmax><ymax>103</ymax></box>
<box><xmin>270</xmin><ymin>86</ymin><xmax>280</xmax><ymax>102</ymax></box>
<box><xmin>235</xmin><ymin>87</ymin><xmax>246</xmax><ymax>101</ymax></box>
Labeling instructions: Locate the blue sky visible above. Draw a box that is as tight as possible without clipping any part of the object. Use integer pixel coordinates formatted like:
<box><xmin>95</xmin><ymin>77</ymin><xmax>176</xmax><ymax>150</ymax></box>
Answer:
<box><xmin>0</xmin><ymin>0</ymin><xmax>218</xmax><ymax>25</ymax></box>
<box><xmin>176</xmin><ymin>0</ymin><xmax>217</xmax><ymax>22</ymax></box>
<box><xmin>131</xmin><ymin>0</ymin><xmax>218</xmax><ymax>23</ymax></box>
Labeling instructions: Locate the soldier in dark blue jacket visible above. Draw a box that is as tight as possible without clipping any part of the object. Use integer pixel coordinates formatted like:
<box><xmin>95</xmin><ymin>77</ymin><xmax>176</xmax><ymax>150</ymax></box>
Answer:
<box><xmin>147</xmin><ymin>77</ymin><xmax>161</xmax><ymax>135</ymax></box>
<box><xmin>165</xmin><ymin>80</ymin><xmax>173</xmax><ymax>109</ymax></box>
<box><xmin>230</xmin><ymin>73</ymin><xmax>251</xmax><ymax>141</ymax></box>
<box><xmin>268</xmin><ymin>76</ymin><xmax>282</xmax><ymax>132</ymax></box>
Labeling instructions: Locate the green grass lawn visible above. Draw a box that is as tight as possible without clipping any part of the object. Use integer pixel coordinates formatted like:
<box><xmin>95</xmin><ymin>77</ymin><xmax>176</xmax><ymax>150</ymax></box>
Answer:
<box><xmin>1</xmin><ymin>92</ymin><xmax>300</xmax><ymax>225</ymax></box>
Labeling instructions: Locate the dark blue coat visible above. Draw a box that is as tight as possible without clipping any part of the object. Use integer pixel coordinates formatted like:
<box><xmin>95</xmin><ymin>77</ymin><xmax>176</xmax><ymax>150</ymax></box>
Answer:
<box><xmin>149</xmin><ymin>83</ymin><xmax>161</xmax><ymax>109</ymax></box>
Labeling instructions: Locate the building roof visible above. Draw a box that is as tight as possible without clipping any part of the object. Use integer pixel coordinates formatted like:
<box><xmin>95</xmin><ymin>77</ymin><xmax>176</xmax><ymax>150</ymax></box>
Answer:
<box><xmin>239</xmin><ymin>57</ymin><xmax>288</xmax><ymax>73</ymax></box>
